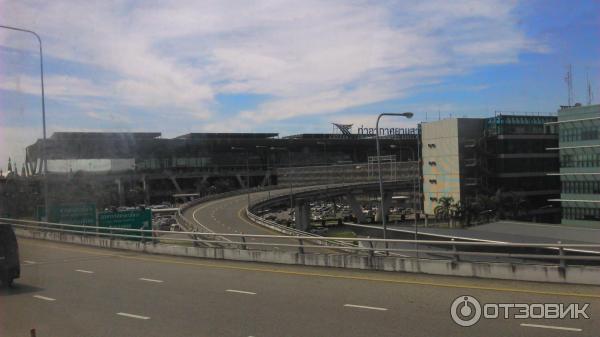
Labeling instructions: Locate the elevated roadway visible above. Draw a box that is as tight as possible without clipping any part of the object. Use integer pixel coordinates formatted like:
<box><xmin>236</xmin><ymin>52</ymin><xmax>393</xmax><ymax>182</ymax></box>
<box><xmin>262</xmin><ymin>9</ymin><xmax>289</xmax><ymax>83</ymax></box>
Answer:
<box><xmin>4</xmin><ymin>238</ymin><xmax>600</xmax><ymax>337</ymax></box>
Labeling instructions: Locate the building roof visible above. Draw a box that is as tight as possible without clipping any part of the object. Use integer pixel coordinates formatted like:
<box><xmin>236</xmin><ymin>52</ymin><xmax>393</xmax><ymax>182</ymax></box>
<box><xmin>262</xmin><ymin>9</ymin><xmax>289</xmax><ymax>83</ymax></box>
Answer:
<box><xmin>50</xmin><ymin>132</ymin><xmax>162</xmax><ymax>140</ymax></box>
<box><xmin>175</xmin><ymin>133</ymin><xmax>278</xmax><ymax>140</ymax></box>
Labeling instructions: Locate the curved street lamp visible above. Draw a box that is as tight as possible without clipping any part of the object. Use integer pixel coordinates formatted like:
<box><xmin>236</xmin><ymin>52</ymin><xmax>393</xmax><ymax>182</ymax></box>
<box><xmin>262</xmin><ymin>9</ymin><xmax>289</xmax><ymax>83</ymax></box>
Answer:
<box><xmin>0</xmin><ymin>25</ymin><xmax>48</xmax><ymax>216</ymax></box>
<box><xmin>375</xmin><ymin>112</ymin><xmax>414</xmax><ymax>253</ymax></box>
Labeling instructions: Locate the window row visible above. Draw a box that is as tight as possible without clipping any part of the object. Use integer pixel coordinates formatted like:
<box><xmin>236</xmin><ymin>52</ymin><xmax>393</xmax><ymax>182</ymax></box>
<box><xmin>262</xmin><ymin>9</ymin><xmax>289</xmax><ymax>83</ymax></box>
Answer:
<box><xmin>560</xmin><ymin>127</ymin><xmax>600</xmax><ymax>142</ymax></box>
<box><xmin>560</xmin><ymin>154</ymin><xmax>600</xmax><ymax>168</ymax></box>
<box><xmin>562</xmin><ymin>181</ymin><xmax>600</xmax><ymax>194</ymax></box>
<box><xmin>563</xmin><ymin>207</ymin><xmax>600</xmax><ymax>221</ymax></box>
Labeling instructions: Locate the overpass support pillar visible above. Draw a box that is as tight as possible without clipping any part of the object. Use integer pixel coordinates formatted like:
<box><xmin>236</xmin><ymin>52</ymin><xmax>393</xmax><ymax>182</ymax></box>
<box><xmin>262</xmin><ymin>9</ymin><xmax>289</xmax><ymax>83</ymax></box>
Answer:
<box><xmin>375</xmin><ymin>193</ymin><xmax>393</xmax><ymax>223</ymax></box>
<box><xmin>346</xmin><ymin>193</ymin><xmax>366</xmax><ymax>223</ymax></box>
<box><xmin>115</xmin><ymin>178</ymin><xmax>124</xmax><ymax>207</ymax></box>
<box><xmin>294</xmin><ymin>200</ymin><xmax>311</xmax><ymax>231</ymax></box>
<box><xmin>142</xmin><ymin>175</ymin><xmax>150</xmax><ymax>205</ymax></box>
<box><xmin>235</xmin><ymin>174</ymin><xmax>247</xmax><ymax>189</ymax></box>
<box><xmin>169</xmin><ymin>175</ymin><xmax>182</xmax><ymax>193</ymax></box>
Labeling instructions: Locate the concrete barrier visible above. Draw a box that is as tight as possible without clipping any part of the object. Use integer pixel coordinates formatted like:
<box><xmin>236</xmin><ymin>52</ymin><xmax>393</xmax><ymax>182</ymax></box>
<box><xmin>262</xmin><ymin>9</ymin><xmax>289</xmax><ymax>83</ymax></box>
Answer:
<box><xmin>16</xmin><ymin>228</ymin><xmax>600</xmax><ymax>286</ymax></box>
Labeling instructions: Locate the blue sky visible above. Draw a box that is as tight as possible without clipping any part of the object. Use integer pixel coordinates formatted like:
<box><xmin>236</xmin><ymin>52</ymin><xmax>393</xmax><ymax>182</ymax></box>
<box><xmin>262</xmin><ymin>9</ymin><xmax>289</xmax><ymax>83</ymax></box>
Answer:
<box><xmin>0</xmin><ymin>0</ymin><xmax>598</xmax><ymax>167</ymax></box>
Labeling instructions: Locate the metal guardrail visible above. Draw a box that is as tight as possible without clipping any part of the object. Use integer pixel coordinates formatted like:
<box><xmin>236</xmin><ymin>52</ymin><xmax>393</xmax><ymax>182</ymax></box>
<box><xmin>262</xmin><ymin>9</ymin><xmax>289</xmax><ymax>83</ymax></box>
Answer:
<box><xmin>4</xmin><ymin>217</ymin><xmax>600</xmax><ymax>266</ymax></box>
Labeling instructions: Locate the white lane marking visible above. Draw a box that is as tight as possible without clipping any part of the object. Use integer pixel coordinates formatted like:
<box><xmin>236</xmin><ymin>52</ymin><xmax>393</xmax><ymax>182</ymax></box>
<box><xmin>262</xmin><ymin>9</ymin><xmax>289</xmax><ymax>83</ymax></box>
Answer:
<box><xmin>75</xmin><ymin>269</ymin><xmax>94</xmax><ymax>274</ymax></box>
<box><xmin>117</xmin><ymin>312</ymin><xmax>150</xmax><ymax>320</ymax></box>
<box><xmin>520</xmin><ymin>323</ymin><xmax>582</xmax><ymax>332</ymax></box>
<box><xmin>344</xmin><ymin>304</ymin><xmax>388</xmax><ymax>311</ymax></box>
<box><xmin>33</xmin><ymin>295</ymin><xmax>56</xmax><ymax>301</ymax></box>
<box><xmin>226</xmin><ymin>289</ymin><xmax>256</xmax><ymax>295</ymax></box>
<box><xmin>139</xmin><ymin>278</ymin><xmax>164</xmax><ymax>283</ymax></box>
<box><xmin>24</xmin><ymin>260</ymin><xmax>36</xmax><ymax>264</ymax></box>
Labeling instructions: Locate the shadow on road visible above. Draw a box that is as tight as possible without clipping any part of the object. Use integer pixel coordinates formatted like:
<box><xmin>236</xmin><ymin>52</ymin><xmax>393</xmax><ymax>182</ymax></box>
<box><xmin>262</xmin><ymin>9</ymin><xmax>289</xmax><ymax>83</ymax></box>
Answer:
<box><xmin>0</xmin><ymin>283</ymin><xmax>44</xmax><ymax>296</ymax></box>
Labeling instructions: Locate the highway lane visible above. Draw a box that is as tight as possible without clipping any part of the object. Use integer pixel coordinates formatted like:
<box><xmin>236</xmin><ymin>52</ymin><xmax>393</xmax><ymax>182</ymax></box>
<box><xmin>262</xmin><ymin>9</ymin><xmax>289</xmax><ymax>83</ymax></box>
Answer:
<box><xmin>183</xmin><ymin>188</ymin><xmax>324</xmax><ymax>252</ymax></box>
<box><xmin>2</xmin><ymin>238</ymin><xmax>599</xmax><ymax>337</ymax></box>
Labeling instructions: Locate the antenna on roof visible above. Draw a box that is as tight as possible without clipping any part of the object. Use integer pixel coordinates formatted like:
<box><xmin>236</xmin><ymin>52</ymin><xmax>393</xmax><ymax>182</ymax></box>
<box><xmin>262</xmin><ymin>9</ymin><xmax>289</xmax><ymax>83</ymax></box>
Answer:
<box><xmin>564</xmin><ymin>64</ymin><xmax>574</xmax><ymax>106</ymax></box>
<box><xmin>586</xmin><ymin>68</ymin><xmax>594</xmax><ymax>105</ymax></box>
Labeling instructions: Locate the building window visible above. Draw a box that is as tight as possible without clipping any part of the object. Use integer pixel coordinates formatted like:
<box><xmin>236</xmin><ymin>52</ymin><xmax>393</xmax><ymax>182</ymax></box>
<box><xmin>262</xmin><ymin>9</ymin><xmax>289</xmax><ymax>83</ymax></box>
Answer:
<box><xmin>560</xmin><ymin>126</ymin><xmax>600</xmax><ymax>142</ymax></box>
<box><xmin>560</xmin><ymin>153</ymin><xmax>600</xmax><ymax>168</ymax></box>
<box><xmin>429</xmin><ymin>179</ymin><xmax>437</xmax><ymax>184</ymax></box>
<box><xmin>563</xmin><ymin>207</ymin><xmax>600</xmax><ymax>221</ymax></box>
<box><xmin>428</xmin><ymin>161</ymin><xmax>437</xmax><ymax>166</ymax></box>
<box><xmin>562</xmin><ymin>180</ymin><xmax>600</xmax><ymax>194</ymax></box>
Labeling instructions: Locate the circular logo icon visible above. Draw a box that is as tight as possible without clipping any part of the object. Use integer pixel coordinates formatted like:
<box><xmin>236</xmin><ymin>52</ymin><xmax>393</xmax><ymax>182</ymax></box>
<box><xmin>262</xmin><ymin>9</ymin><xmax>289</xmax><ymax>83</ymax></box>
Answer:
<box><xmin>450</xmin><ymin>295</ymin><xmax>482</xmax><ymax>327</ymax></box>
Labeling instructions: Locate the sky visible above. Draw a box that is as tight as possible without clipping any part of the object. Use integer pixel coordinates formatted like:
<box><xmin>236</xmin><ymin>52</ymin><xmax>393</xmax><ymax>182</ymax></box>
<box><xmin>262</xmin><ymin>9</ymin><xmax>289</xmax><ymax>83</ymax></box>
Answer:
<box><xmin>0</xmin><ymin>0</ymin><xmax>599</xmax><ymax>169</ymax></box>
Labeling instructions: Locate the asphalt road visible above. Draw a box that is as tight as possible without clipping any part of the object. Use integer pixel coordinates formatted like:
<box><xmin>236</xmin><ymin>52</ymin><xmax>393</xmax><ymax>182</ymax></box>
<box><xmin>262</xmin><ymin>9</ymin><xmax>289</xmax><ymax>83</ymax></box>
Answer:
<box><xmin>3</xmin><ymin>238</ymin><xmax>599</xmax><ymax>337</ymax></box>
<box><xmin>182</xmin><ymin>188</ymin><xmax>324</xmax><ymax>252</ymax></box>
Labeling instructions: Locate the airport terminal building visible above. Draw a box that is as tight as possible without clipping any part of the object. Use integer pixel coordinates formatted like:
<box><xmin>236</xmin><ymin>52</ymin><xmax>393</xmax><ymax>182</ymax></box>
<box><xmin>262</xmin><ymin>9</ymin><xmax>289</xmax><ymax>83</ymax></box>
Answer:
<box><xmin>23</xmin><ymin>130</ymin><xmax>418</xmax><ymax>206</ymax></box>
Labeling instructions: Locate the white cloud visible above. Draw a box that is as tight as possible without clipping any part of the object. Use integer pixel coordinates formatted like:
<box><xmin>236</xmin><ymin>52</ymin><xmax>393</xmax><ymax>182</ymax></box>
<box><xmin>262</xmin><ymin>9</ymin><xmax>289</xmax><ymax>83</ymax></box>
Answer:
<box><xmin>0</xmin><ymin>0</ymin><xmax>544</xmax><ymax>129</ymax></box>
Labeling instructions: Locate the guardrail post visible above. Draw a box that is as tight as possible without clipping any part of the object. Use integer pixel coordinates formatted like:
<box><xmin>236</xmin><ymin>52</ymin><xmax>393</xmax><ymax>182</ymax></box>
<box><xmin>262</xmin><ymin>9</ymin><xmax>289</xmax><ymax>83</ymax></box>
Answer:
<box><xmin>298</xmin><ymin>238</ymin><xmax>305</xmax><ymax>254</ymax></box>
<box><xmin>451</xmin><ymin>238</ymin><xmax>459</xmax><ymax>261</ymax></box>
<box><xmin>558</xmin><ymin>240</ymin><xmax>566</xmax><ymax>268</ymax></box>
<box><xmin>240</xmin><ymin>233</ymin><xmax>247</xmax><ymax>250</ymax></box>
<box><xmin>367</xmin><ymin>237</ymin><xmax>374</xmax><ymax>257</ymax></box>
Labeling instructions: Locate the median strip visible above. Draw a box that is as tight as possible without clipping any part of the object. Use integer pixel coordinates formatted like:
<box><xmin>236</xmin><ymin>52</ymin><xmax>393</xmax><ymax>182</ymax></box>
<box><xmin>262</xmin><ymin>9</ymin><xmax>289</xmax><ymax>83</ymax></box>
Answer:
<box><xmin>520</xmin><ymin>323</ymin><xmax>582</xmax><ymax>332</ymax></box>
<box><xmin>343</xmin><ymin>304</ymin><xmax>388</xmax><ymax>311</ymax></box>
<box><xmin>117</xmin><ymin>312</ymin><xmax>150</xmax><ymax>320</ymax></box>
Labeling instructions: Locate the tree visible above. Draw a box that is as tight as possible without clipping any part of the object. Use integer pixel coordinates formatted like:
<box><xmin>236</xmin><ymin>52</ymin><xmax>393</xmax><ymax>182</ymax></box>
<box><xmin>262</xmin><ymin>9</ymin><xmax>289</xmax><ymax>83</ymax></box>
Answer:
<box><xmin>470</xmin><ymin>194</ymin><xmax>498</xmax><ymax>223</ymax></box>
<box><xmin>502</xmin><ymin>192</ymin><xmax>529</xmax><ymax>219</ymax></box>
<box><xmin>434</xmin><ymin>196</ymin><xmax>454</xmax><ymax>224</ymax></box>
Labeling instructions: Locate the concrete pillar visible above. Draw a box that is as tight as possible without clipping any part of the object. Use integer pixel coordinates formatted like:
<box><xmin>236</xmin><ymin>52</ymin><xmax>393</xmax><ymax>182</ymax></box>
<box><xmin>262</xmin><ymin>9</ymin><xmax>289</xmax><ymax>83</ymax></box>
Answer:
<box><xmin>346</xmin><ymin>193</ymin><xmax>366</xmax><ymax>223</ymax></box>
<box><xmin>294</xmin><ymin>200</ymin><xmax>311</xmax><ymax>231</ymax></box>
<box><xmin>235</xmin><ymin>174</ymin><xmax>247</xmax><ymax>189</ymax></box>
<box><xmin>169</xmin><ymin>175</ymin><xmax>182</xmax><ymax>192</ymax></box>
<box><xmin>115</xmin><ymin>178</ymin><xmax>124</xmax><ymax>207</ymax></box>
<box><xmin>260</xmin><ymin>171</ymin><xmax>271</xmax><ymax>186</ymax></box>
<box><xmin>374</xmin><ymin>192</ymin><xmax>393</xmax><ymax>223</ymax></box>
<box><xmin>142</xmin><ymin>175</ymin><xmax>150</xmax><ymax>205</ymax></box>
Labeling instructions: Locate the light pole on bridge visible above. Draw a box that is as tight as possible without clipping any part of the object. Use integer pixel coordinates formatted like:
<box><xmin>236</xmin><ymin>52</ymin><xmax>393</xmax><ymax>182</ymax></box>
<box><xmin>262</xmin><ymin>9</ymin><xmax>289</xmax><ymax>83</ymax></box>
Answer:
<box><xmin>0</xmin><ymin>25</ymin><xmax>48</xmax><ymax>217</ymax></box>
<box><xmin>375</xmin><ymin>112</ymin><xmax>414</xmax><ymax>254</ymax></box>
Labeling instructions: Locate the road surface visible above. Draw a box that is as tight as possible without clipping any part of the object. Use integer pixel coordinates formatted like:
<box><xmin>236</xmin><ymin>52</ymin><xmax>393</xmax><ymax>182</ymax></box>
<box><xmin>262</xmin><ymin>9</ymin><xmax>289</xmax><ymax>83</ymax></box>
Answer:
<box><xmin>3</xmin><ymin>238</ymin><xmax>599</xmax><ymax>337</ymax></box>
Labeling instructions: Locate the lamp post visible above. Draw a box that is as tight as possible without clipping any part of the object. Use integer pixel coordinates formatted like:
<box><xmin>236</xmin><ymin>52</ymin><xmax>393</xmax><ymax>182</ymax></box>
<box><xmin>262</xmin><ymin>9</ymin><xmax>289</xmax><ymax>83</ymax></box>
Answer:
<box><xmin>231</xmin><ymin>147</ymin><xmax>250</xmax><ymax>207</ymax></box>
<box><xmin>0</xmin><ymin>25</ymin><xmax>48</xmax><ymax>218</ymax></box>
<box><xmin>317</xmin><ymin>141</ymin><xmax>329</xmax><ymax>188</ymax></box>
<box><xmin>256</xmin><ymin>145</ymin><xmax>271</xmax><ymax>199</ymax></box>
<box><xmin>271</xmin><ymin>146</ymin><xmax>293</xmax><ymax>209</ymax></box>
<box><xmin>375</xmin><ymin>112</ymin><xmax>413</xmax><ymax>254</ymax></box>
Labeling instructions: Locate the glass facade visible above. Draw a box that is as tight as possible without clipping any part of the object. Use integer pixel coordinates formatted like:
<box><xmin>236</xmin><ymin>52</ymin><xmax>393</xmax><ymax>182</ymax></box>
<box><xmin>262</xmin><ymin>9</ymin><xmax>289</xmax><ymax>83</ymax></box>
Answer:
<box><xmin>555</xmin><ymin>104</ymin><xmax>600</xmax><ymax>228</ymax></box>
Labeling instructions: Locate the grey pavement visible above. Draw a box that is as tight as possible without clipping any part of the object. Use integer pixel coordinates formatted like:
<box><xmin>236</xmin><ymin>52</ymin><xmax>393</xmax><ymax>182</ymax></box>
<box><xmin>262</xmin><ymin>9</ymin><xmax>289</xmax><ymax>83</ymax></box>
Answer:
<box><xmin>3</xmin><ymin>238</ymin><xmax>600</xmax><ymax>337</ymax></box>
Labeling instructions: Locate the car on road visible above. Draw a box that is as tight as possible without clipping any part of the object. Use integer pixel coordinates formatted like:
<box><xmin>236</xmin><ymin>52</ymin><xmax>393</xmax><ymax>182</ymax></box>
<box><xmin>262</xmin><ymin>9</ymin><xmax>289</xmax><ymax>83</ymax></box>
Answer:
<box><xmin>0</xmin><ymin>223</ymin><xmax>20</xmax><ymax>287</ymax></box>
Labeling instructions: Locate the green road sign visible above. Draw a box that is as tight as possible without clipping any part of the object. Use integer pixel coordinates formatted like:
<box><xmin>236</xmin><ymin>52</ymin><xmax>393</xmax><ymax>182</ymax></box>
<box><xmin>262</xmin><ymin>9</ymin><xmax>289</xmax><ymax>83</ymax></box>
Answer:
<box><xmin>98</xmin><ymin>209</ymin><xmax>152</xmax><ymax>240</ymax></box>
<box><xmin>38</xmin><ymin>203</ymin><xmax>97</xmax><ymax>226</ymax></box>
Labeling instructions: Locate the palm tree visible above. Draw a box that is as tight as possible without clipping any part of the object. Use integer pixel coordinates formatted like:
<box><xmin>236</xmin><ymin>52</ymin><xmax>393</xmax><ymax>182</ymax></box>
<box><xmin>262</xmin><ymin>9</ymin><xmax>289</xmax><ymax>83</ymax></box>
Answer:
<box><xmin>472</xmin><ymin>194</ymin><xmax>498</xmax><ymax>223</ymax></box>
<box><xmin>503</xmin><ymin>192</ymin><xmax>529</xmax><ymax>219</ymax></box>
<box><xmin>434</xmin><ymin>196</ymin><xmax>454</xmax><ymax>224</ymax></box>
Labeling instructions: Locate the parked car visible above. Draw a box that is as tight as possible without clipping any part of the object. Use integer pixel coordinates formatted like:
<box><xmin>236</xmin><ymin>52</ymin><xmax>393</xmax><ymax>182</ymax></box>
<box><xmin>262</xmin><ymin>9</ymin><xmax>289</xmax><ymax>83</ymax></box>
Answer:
<box><xmin>0</xmin><ymin>223</ymin><xmax>20</xmax><ymax>287</ymax></box>
<box><xmin>309</xmin><ymin>227</ymin><xmax>328</xmax><ymax>235</ymax></box>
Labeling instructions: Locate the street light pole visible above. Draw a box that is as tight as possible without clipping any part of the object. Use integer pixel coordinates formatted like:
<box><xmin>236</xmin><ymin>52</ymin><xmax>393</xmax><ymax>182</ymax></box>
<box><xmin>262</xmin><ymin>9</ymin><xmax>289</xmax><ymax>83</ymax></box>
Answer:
<box><xmin>256</xmin><ymin>145</ymin><xmax>271</xmax><ymax>199</ymax></box>
<box><xmin>0</xmin><ymin>25</ymin><xmax>48</xmax><ymax>218</ymax></box>
<box><xmin>375</xmin><ymin>112</ymin><xmax>413</xmax><ymax>254</ymax></box>
<box><xmin>415</xmin><ymin>128</ymin><xmax>422</xmax><ymax>258</ymax></box>
<box><xmin>231</xmin><ymin>147</ymin><xmax>250</xmax><ymax>207</ymax></box>
<box><xmin>271</xmin><ymin>146</ymin><xmax>293</xmax><ymax>209</ymax></box>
